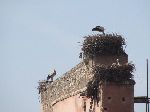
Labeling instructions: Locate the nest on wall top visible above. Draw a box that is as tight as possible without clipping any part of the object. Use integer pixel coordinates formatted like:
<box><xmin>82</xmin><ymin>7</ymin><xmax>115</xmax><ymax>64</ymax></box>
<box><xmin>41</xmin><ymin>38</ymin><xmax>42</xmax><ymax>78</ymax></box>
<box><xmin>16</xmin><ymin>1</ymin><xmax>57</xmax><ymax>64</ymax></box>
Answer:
<box><xmin>91</xmin><ymin>63</ymin><xmax>135</xmax><ymax>83</ymax></box>
<box><xmin>86</xmin><ymin>63</ymin><xmax>135</xmax><ymax>103</ymax></box>
<box><xmin>81</xmin><ymin>33</ymin><xmax>126</xmax><ymax>58</ymax></box>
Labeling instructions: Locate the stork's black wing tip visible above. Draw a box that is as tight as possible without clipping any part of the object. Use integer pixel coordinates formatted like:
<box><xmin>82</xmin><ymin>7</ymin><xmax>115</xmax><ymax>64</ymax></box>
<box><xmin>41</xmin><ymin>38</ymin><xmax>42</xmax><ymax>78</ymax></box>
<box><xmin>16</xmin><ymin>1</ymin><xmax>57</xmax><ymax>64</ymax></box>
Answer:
<box><xmin>92</xmin><ymin>28</ymin><xmax>96</xmax><ymax>31</ymax></box>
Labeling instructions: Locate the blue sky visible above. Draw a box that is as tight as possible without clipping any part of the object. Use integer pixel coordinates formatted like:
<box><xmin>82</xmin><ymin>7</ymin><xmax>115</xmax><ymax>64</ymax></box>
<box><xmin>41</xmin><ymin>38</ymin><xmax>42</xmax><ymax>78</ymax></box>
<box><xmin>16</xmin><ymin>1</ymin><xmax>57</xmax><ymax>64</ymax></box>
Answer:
<box><xmin>0</xmin><ymin>0</ymin><xmax>150</xmax><ymax>112</ymax></box>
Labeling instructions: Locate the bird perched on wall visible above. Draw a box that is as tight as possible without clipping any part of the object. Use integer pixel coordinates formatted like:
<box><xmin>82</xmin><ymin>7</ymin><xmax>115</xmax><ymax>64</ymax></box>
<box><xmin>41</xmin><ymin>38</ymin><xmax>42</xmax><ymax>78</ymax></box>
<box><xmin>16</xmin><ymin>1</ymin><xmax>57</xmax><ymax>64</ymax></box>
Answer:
<box><xmin>92</xmin><ymin>26</ymin><xmax>105</xmax><ymax>34</ymax></box>
<box><xmin>116</xmin><ymin>59</ymin><xmax>120</xmax><ymax>66</ymax></box>
<box><xmin>47</xmin><ymin>69</ymin><xmax>56</xmax><ymax>82</ymax></box>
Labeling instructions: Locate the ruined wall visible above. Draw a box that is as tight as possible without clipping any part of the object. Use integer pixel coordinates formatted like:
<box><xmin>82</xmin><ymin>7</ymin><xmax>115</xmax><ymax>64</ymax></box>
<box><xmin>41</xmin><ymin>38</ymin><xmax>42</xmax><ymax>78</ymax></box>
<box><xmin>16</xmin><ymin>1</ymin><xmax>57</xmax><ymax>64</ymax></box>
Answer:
<box><xmin>40</xmin><ymin>62</ymin><xmax>93</xmax><ymax>112</ymax></box>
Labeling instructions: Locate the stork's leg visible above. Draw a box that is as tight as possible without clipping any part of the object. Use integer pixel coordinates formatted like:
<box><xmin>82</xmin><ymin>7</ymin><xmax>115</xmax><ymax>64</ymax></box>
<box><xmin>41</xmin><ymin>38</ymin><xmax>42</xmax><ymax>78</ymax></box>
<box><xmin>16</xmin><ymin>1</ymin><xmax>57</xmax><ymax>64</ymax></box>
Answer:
<box><xmin>51</xmin><ymin>77</ymin><xmax>53</xmax><ymax>82</ymax></box>
<box><xmin>102</xmin><ymin>31</ymin><xmax>105</xmax><ymax>35</ymax></box>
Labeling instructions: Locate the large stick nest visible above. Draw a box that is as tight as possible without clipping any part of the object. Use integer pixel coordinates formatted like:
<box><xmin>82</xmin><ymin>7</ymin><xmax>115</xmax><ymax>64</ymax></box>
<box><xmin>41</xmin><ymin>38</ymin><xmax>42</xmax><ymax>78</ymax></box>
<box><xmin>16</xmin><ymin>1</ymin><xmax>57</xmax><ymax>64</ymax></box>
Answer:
<box><xmin>86</xmin><ymin>63</ymin><xmax>135</xmax><ymax>103</ymax></box>
<box><xmin>82</xmin><ymin>34</ymin><xmax>126</xmax><ymax>58</ymax></box>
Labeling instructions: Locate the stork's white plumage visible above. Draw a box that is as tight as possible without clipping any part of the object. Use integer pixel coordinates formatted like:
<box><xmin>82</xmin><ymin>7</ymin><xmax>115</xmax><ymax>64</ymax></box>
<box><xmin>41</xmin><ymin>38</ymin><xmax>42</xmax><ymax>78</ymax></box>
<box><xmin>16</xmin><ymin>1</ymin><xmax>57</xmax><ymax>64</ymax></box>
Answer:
<box><xmin>111</xmin><ymin>63</ymin><xmax>117</xmax><ymax>67</ymax></box>
<box><xmin>111</xmin><ymin>59</ymin><xmax>121</xmax><ymax>67</ymax></box>
<box><xmin>116</xmin><ymin>59</ymin><xmax>120</xmax><ymax>66</ymax></box>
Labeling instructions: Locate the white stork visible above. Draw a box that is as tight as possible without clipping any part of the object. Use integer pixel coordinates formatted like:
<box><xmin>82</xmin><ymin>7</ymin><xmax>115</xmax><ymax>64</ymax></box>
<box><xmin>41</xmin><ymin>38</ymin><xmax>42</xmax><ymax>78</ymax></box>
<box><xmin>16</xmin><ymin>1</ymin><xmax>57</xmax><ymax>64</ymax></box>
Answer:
<box><xmin>116</xmin><ymin>59</ymin><xmax>120</xmax><ymax>66</ymax></box>
<box><xmin>47</xmin><ymin>69</ymin><xmax>56</xmax><ymax>82</ymax></box>
<box><xmin>92</xmin><ymin>26</ymin><xmax>105</xmax><ymax>34</ymax></box>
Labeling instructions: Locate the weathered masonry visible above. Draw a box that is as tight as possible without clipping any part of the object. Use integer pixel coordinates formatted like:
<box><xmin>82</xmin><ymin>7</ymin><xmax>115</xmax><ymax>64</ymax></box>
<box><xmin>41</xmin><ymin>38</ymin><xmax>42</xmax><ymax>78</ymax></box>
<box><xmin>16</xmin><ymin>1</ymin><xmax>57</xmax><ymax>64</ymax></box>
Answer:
<box><xmin>38</xmin><ymin>33</ymin><xmax>135</xmax><ymax>112</ymax></box>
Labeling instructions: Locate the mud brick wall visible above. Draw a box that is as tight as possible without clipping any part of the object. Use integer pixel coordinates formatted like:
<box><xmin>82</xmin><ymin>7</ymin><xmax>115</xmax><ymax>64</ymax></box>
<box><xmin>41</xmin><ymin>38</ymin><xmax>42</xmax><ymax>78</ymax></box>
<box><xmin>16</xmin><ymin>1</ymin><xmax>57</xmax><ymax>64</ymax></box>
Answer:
<box><xmin>40</xmin><ymin>62</ymin><xmax>93</xmax><ymax>112</ymax></box>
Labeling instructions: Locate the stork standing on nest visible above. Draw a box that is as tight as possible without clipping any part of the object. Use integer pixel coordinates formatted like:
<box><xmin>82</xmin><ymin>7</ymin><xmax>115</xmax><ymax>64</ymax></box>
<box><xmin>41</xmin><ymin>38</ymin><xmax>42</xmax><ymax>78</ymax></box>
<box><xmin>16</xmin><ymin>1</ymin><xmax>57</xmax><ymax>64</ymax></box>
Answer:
<box><xmin>92</xmin><ymin>26</ymin><xmax>105</xmax><ymax>34</ymax></box>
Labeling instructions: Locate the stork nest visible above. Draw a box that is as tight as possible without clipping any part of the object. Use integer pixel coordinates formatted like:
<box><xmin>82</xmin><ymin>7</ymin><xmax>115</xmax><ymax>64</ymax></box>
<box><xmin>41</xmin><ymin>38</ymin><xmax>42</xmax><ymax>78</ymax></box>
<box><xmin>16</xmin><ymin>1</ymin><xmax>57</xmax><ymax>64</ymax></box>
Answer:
<box><xmin>82</xmin><ymin>34</ymin><xmax>126</xmax><ymax>58</ymax></box>
<box><xmin>86</xmin><ymin>63</ymin><xmax>135</xmax><ymax>103</ymax></box>
<box><xmin>38</xmin><ymin>81</ymin><xmax>47</xmax><ymax>94</ymax></box>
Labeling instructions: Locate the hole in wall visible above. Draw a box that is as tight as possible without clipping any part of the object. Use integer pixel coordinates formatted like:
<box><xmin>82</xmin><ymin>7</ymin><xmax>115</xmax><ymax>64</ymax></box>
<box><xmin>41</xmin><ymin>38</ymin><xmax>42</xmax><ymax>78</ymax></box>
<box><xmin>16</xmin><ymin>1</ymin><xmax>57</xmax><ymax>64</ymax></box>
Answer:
<box><xmin>108</xmin><ymin>97</ymin><xmax>111</xmax><ymax>100</ymax></box>
<box><xmin>83</xmin><ymin>101</ymin><xmax>86</xmax><ymax>112</ymax></box>
<box><xmin>122</xmin><ymin>97</ymin><xmax>126</xmax><ymax>102</ymax></box>
<box><xmin>104</xmin><ymin>107</ymin><xmax>107</xmax><ymax>110</ymax></box>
